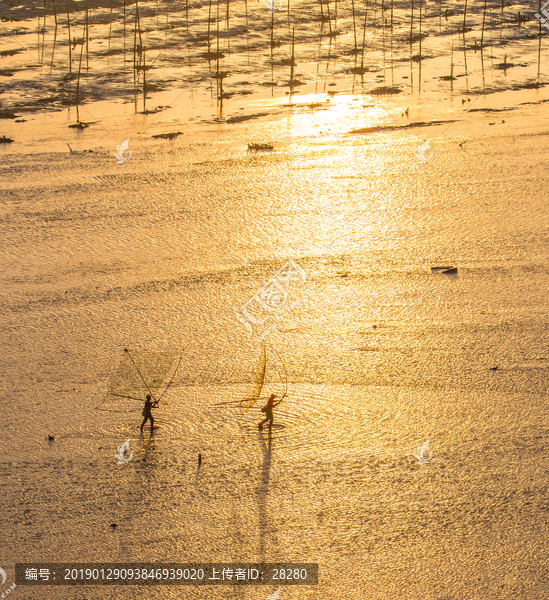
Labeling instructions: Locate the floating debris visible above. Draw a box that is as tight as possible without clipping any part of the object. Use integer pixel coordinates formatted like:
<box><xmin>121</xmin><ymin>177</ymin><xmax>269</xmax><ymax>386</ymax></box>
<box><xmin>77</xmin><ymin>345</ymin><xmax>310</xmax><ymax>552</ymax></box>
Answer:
<box><xmin>228</xmin><ymin>113</ymin><xmax>269</xmax><ymax>124</ymax></box>
<box><xmin>47</xmin><ymin>435</ymin><xmax>55</xmax><ymax>441</ymax></box>
<box><xmin>489</xmin><ymin>365</ymin><xmax>499</xmax><ymax>371</ymax></box>
<box><xmin>202</xmin><ymin>51</ymin><xmax>225</xmax><ymax>60</ymax></box>
<box><xmin>349</xmin><ymin>120</ymin><xmax>457</xmax><ymax>135</ymax></box>
<box><xmin>151</xmin><ymin>131</ymin><xmax>184</xmax><ymax>139</ymax></box>
<box><xmin>247</xmin><ymin>143</ymin><xmax>274</xmax><ymax>151</ymax></box>
<box><xmin>369</xmin><ymin>86</ymin><xmax>403</xmax><ymax>95</ymax></box>
<box><xmin>137</xmin><ymin>108</ymin><xmax>162</xmax><ymax>115</ymax></box>
<box><xmin>68</xmin><ymin>121</ymin><xmax>97</xmax><ymax>129</ymax></box>
<box><xmin>0</xmin><ymin>49</ymin><xmax>19</xmax><ymax>57</ymax></box>
<box><xmin>431</xmin><ymin>266</ymin><xmax>458</xmax><ymax>274</ymax></box>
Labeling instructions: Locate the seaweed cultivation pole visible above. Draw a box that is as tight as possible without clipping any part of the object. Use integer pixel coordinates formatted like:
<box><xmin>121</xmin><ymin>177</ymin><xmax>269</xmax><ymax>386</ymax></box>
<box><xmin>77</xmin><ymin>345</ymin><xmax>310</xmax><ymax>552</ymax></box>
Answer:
<box><xmin>74</xmin><ymin>21</ymin><xmax>85</xmax><ymax>124</ymax></box>
<box><xmin>320</xmin><ymin>0</ymin><xmax>326</xmax><ymax>23</ymax></box>
<box><xmin>107</xmin><ymin>5</ymin><xmax>113</xmax><ymax>63</ymax></box>
<box><xmin>462</xmin><ymin>0</ymin><xmax>468</xmax><ymax>34</ymax></box>
<box><xmin>480</xmin><ymin>0</ymin><xmax>487</xmax><ymax>46</ymax></box>
<box><xmin>450</xmin><ymin>41</ymin><xmax>454</xmax><ymax>90</ymax></box>
<box><xmin>463</xmin><ymin>44</ymin><xmax>468</xmax><ymax>91</ymax></box>
<box><xmin>270</xmin><ymin>11</ymin><xmax>275</xmax><ymax>49</ymax></box>
<box><xmin>85</xmin><ymin>0</ymin><xmax>89</xmax><ymax>71</ymax></box>
<box><xmin>207</xmin><ymin>0</ymin><xmax>213</xmax><ymax>52</ymax></box>
<box><xmin>538</xmin><ymin>0</ymin><xmax>542</xmax><ymax>80</ymax></box>
<box><xmin>418</xmin><ymin>0</ymin><xmax>422</xmax><ymax>87</ymax></box>
<box><xmin>66</xmin><ymin>0</ymin><xmax>72</xmax><ymax>74</ymax></box>
<box><xmin>409</xmin><ymin>0</ymin><xmax>414</xmax><ymax>51</ymax></box>
<box><xmin>133</xmin><ymin>0</ymin><xmax>144</xmax><ymax>84</ymax></box>
<box><xmin>50</xmin><ymin>17</ymin><xmax>58</xmax><ymax>72</ymax></box>
<box><xmin>359</xmin><ymin>0</ymin><xmax>369</xmax><ymax>72</ymax></box>
<box><xmin>325</xmin><ymin>0</ymin><xmax>333</xmax><ymax>37</ymax></box>
<box><xmin>418</xmin><ymin>0</ymin><xmax>422</xmax><ymax>60</ymax></box>
<box><xmin>480</xmin><ymin>43</ymin><xmax>485</xmax><ymax>90</ymax></box>
<box><xmin>52</xmin><ymin>0</ymin><xmax>57</xmax><ymax>25</ymax></box>
<box><xmin>123</xmin><ymin>0</ymin><xmax>126</xmax><ymax>52</ymax></box>
<box><xmin>289</xmin><ymin>27</ymin><xmax>295</xmax><ymax>86</ymax></box>
<box><xmin>351</xmin><ymin>0</ymin><xmax>359</xmax><ymax>53</ymax></box>
<box><xmin>216</xmin><ymin>0</ymin><xmax>220</xmax><ymax>59</ymax></box>
<box><xmin>39</xmin><ymin>7</ymin><xmax>45</xmax><ymax>64</ymax></box>
<box><xmin>142</xmin><ymin>47</ymin><xmax>147</xmax><ymax>113</ymax></box>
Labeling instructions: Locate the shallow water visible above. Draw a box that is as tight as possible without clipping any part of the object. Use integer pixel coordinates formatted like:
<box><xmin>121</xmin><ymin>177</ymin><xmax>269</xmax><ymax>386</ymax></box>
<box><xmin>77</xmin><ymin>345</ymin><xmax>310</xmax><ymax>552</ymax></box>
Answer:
<box><xmin>2</xmin><ymin>1</ymin><xmax>549</xmax><ymax>599</ymax></box>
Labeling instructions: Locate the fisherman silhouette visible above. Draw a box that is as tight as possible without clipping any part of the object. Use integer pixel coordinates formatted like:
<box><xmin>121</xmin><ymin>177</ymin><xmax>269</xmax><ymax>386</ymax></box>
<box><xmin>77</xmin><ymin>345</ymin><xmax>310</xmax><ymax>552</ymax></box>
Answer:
<box><xmin>140</xmin><ymin>394</ymin><xmax>157</xmax><ymax>432</ymax></box>
<box><xmin>259</xmin><ymin>393</ymin><xmax>283</xmax><ymax>430</ymax></box>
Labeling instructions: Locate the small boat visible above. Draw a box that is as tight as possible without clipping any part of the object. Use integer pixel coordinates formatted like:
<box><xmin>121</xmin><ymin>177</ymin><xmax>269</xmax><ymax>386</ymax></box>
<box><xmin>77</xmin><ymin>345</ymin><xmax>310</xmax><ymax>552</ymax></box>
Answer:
<box><xmin>431</xmin><ymin>266</ymin><xmax>457</xmax><ymax>274</ymax></box>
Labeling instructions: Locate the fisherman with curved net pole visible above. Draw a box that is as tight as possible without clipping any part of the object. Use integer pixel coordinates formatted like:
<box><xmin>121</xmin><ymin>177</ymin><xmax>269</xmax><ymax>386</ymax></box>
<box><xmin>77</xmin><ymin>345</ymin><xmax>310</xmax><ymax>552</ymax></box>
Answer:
<box><xmin>258</xmin><ymin>393</ymin><xmax>284</xmax><ymax>430</ymax></box>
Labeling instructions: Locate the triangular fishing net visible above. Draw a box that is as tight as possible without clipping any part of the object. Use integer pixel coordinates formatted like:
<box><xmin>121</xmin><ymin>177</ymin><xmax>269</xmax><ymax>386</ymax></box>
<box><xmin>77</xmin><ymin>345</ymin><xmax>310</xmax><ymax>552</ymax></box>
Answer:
<box><xmin>96</xmin><ymin>350</ymin><xmax>180</xmax><ymax>413</ymax></box>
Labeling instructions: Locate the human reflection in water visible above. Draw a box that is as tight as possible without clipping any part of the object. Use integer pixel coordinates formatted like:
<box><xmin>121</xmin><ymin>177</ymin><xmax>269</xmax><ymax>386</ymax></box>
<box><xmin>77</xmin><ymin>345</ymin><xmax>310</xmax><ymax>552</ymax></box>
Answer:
<box><xmin>257</xmin><ymin>423</ymin><xmax>273</xmax><ymax>561</ymax></box>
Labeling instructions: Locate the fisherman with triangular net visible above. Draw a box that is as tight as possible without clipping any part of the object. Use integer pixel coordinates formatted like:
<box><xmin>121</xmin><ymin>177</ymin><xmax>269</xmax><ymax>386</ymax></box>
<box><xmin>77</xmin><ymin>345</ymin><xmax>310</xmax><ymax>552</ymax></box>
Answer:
<box><xmin>141</xmin><ymin>394</ymin><xmax>158</xmax><ymax>432</ymax></box>
<box><xmin>259</xmin><ymin>393</ymin><xmax>283</xmax><ymax>430</ymax></box>
<box><xmin>96</xmin><ymin>348</ymin><xmax>182</xmax><ymax>432</ymax></box>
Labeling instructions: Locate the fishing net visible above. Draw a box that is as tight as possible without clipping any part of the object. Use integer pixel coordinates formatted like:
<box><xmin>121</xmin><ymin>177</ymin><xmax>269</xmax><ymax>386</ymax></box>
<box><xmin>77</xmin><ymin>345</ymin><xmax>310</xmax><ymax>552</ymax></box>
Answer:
<box><xmin>240</xmin><ymin>344</ymin><xmax>267</xmax><ymax>411</ymax></box>
<box><xmin>96</xmin><ymin>350</ymin><xmax>181</xmax><ymax>413</ymax></box>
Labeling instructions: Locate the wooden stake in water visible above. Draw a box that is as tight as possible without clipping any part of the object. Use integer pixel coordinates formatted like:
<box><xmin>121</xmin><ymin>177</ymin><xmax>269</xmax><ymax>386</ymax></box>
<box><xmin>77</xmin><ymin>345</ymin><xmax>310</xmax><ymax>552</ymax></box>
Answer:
<box><xmin>481</xmin><ymin>0</ymin><xmax>487</xmax><ymax>46</ymax></box>
<box><xmin>142</xmin><ymin>47</ymin><xmax>147</xmax><ymax>113</ymax></box>
<box><xmin>207</xmin><ymin>0</ymin><xmax>213</xmax><ymax>52</ymax></box>
<box><xmin>75</xmin><ymin>22</ymin><xmax>85</xmax><ymax>123</ymax></box>
<box><xmin>52</xmin><ymin>0</ymin><xmax>57</xmax><ymax>25</ymax></box>
<box><xmin>85</xmin><ymin>0</ymin><xmax>89</xmax><ymax>71</ymax></box>
<box><xmin>50</xmin><ymin>20</ymin><xmax>58</xmax><ymax>72</ymax></box>
<box><xmin>326</xmin><ymin>0</ymin><xmax>333</xmax><ymax>36</ymax></box>
<box><xmin>361</xmin><ymin>0</ymin><xmax>369</xmax><ymax>71</ymax></box>
<box><xmin>538</xmin><ymin>0</ymin><xmax>542</xmax><ymax>80</ymax></box>
<box><xmin>462</xmin><ymin>0</ymin><xmax>468</xmax><ymax>34</ymax></box>
<box><xmin>450</xmin><ymin>41</ymin><xmax>454</xmax><ymax>90</ymax></box>
<box><xmin>66</xmin><ymin>0</ymin><xmax>71</xmax><ymax>74</ymax></box>
<box><xmin>351</xmin><ymin>0</ymin><xmax>358</xmax><ymax>52</ymax></box>
<box><xmin>289</xmin><ymin>27</ymin><xmax>295</xmax><ymax>85</ymax></box>
<box><xmin>123</xmin><ymin>0</ymin><xmax>126</xmax><ymax>52</ymax></box>
<box><xmin>418</xmin><ymin>0</ymin><xmax>422</xmax><ymax>59</ymax></box>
